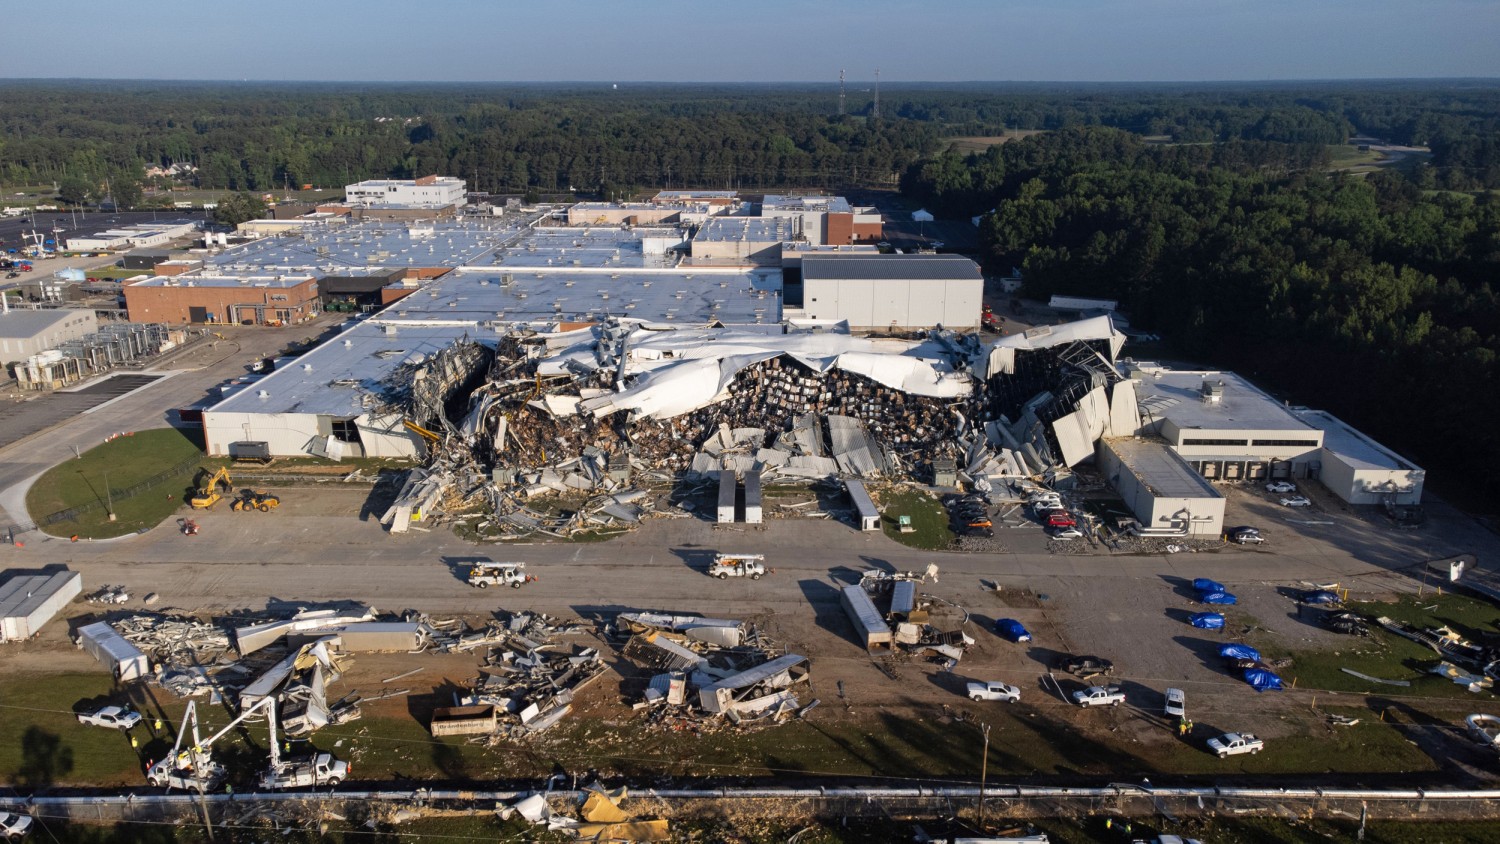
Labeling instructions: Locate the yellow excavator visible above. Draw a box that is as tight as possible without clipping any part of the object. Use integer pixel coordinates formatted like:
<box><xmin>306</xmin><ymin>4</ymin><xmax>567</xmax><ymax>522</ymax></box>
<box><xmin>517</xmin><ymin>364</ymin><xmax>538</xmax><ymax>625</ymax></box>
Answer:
<box><xmin>188</xmin><ymin>467</ymin><xmax>233</xmax><ymax>509</ymax></box>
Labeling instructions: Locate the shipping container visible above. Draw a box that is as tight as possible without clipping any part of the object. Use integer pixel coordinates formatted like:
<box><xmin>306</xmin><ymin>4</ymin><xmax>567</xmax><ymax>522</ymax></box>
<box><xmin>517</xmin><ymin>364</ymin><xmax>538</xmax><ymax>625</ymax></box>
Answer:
<box><xmin>743</xmin><ymin>470</ymin><xmax>763</xmax><ymax>524</ymax></box>
<box><xmin>717</xmin><ymin>470</ymin><xmax>737</xmax><ymax>524</ymax></box>
<box><xmin>844</xmin><ymin>479</ymin><xmax>881</xmax><ymax>531</ymax></box>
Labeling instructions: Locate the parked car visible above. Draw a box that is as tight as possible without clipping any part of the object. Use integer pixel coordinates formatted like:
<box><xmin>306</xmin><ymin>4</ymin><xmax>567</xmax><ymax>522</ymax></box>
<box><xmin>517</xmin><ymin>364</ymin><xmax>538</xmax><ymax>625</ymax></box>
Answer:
<box><xmin>1228</xmin><ymin>526</ymin><xmax>1264</xmax><ymax>545</ymax></box>
<box><xmin>1057</xmin><ymin>654</ymin><xmax>1114</xmax><ymax>677</ymax></box>
<box><xmin>1265</xmin><ymin>481</ymin><xmax>1297</xmax><ymax>493</ymax></box>
<box><xmin>1042</xmin><ymin>510</ymin><xmax>1077</xmax><ymax>528</ymax></box>
<box><xmin>0</xmin><ymin>811</ymin><xmax>32</xmax><ymax>841</ymax></box>
<box><xmin>1047</xmin><ymin>526</ymin><xmax>1084</xmax><ymax>540</ymax></box>
<box><xmin>967</xmin><ymin>681</ymin><xmax>1021</xmax><ymax>702</ymax></box>
<box><xmin>1164</xmin><ymin>687</ymin><xmax>1186</xmax><ymax>718</ymax></box>
<box><xmin>1207</xmin><ymin>732</ymin><xmax>1264</xmax><ymax>758</ymax></box>
<box><xmin>994</xmin><ymin>618</ymin><xmax>1032</xmax><ymax>642</ymax></box>
<box><xmin>1279</xmin><ymin>496</ymin><xmax>1312</xmax><ymax>507</ymax></box>
<box><xmin>77</xmin><ymin>705</ymin><xmax>142</xmax><ymax>730</ymax></box>
<box><xmin>1072</xmin><ymin>685</ymin><xmax>1126</xmax><ymax>707</ymax></box>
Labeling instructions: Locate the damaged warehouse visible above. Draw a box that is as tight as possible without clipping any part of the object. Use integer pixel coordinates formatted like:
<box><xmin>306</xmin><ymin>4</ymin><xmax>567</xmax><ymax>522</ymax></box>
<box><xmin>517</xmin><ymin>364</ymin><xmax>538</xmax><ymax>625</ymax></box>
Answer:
<box><xmin>374</xmin><ymin>315</ymin><xmax>1141</xmax><ymax>536</ymax></box>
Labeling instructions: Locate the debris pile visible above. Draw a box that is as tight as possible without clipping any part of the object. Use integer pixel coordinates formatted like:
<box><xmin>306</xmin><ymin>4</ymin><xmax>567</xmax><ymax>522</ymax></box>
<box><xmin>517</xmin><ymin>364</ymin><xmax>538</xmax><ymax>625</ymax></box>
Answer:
<box><xmin>384</xmin><ymin>317</ymin><xmax>1131</xmax><ymax>536</ymax></box>
<box><xmin>856</xmin><ymin>568</ymin><xmax>976</xmax><ymax>665</ymax></box>
<box><xmin>434</xmin><ymin>610</ymin><xmax>606</xmax><ymax>737</ymax></box>
<box><xmin>611</xmin><ymin>612</ymin><xmax>813</xmax><ymax>728</ymax></box>
<box><xmin>502</xmin><ymin>787</ymin><xmax>670</xmax><ymax>841</ymax></box>
<box><xmin>110</xmin><ymin>614</ymin><xmax>235</xmax><ymax>695</ymax></box>
<box><xmin>86</xmin><ymin>585</ymin><xmax>132</xmax><ymax>605</ymax></box>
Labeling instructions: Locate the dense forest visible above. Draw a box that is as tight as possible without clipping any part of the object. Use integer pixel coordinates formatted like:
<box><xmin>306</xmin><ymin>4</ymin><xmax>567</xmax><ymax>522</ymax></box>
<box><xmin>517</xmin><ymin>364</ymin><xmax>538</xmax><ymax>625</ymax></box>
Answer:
<box><xmin>4</xmin><ymin>80</ymin><xmax>1500</xmax><ymax>195</ymax></box>
<box><xmin>3</xmin><ymin>79</ymin><xmax>1499</xmax><ymax>500</ymax></box>
<box><xmin>903</xmin><ymin>124</ymin><xmax>1500</xmax><ymax>500</ymax></box>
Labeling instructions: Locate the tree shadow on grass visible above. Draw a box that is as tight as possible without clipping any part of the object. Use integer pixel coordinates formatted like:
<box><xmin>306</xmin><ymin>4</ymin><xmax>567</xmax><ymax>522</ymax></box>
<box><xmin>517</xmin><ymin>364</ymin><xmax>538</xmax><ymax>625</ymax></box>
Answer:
<box><xmin>18</xmin><ymin>726</ymin><xmax>73</xmax><ymax>789</ymax></box>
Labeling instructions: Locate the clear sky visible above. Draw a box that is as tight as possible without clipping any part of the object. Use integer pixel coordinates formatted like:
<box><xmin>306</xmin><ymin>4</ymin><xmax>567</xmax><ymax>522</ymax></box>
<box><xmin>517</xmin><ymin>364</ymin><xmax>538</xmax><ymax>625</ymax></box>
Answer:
<box><xmin>2</xmin><ymin>0</ymin><xmax>1495</xmax><ymax>82</ymax></box>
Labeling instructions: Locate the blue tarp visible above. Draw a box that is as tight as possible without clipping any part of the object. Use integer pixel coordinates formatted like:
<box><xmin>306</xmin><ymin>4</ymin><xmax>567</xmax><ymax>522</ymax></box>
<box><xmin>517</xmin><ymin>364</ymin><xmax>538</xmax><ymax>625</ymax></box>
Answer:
<box><xmin>1200</xmin><ymin>591</ymin><xmax>1238</xmax><ymax>605</ymax></box>
<box><xmin>1190</xmin><ymin>612</ymin><xmax>1226</xmax><ymax>630</ymax></box>
<box><xmin>1192</xmin><ymin>578</ymin><xmax>1226</xmax><ymax>593</ymax></box>
<box><xmin>1303</xmin><ymin>590</ymin><xmax>1340</xmax><ymax>605</ymax></box>
<box><xmin>1220</xmin><ymin>643</ymin><xmax>1261</xmax><ymax>661</ymax></box>
<box><xmin>1244</xmin><ymin>668</ymin><xmax>1284</xmax><ymax>692</ymax></box>
<box><xmin>994</xmin><ymin>618</ymin><xmax>1031</xmax><ymax>642</ymax></box>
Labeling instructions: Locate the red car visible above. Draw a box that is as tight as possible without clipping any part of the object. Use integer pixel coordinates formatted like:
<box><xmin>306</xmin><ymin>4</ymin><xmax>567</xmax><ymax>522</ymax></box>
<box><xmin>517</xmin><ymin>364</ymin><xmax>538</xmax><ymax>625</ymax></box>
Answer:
<box><xmin>1042</xmin><ymin>510</ymin><xmax>1077</xmax><ymax>528</ymax></box>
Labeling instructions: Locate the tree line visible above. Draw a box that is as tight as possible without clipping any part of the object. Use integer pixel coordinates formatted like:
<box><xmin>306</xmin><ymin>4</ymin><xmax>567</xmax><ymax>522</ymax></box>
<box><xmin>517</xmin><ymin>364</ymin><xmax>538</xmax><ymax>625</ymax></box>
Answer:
<box><xmin>5</xmin><ymin>80</ymin><xmax>1499</xmax><ymax>203</ymax></box>
<box><xmin>903</xmin><ymin>125</ymin><xmax>1500</xmax><ymax>499</ymax></box>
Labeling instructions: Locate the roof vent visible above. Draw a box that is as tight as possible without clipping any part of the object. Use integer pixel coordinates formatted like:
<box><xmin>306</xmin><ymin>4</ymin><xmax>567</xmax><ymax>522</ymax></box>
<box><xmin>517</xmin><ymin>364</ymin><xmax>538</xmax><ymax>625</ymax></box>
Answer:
<box><xmin>301</xmin><ymin>363</ymin><xmax>313</xmax><ymax>372</ymax></box>
<box><xmin>1201</xmin><ymin>379</ymin><xmax>1224</xmax><ymax>404</ymax></box>
<box><xmin>257</xmin><ymin>389</ymin><xmax>270</xmax><ymax>399</ymax></box>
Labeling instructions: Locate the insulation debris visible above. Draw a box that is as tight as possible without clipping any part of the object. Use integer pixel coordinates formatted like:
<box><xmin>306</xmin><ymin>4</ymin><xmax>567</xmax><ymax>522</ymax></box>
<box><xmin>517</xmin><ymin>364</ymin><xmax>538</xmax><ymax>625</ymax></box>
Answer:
<box><xmin>384</xmin><ymin>316</ymin><xmax>1130</xmax><ymax>538</ymax></box>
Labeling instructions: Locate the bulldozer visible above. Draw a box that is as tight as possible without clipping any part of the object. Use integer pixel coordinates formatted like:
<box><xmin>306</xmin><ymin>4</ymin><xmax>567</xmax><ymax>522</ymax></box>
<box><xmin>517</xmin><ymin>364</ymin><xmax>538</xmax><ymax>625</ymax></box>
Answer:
<box><xmin>188</xmin><ymin>467</ymin><xmax>233</xmax><ymax>509</ymax></box>
<box><xmin>231</xmin><ymin>490</ymin><xmax>281</xmax><ymax>512</ymax></box>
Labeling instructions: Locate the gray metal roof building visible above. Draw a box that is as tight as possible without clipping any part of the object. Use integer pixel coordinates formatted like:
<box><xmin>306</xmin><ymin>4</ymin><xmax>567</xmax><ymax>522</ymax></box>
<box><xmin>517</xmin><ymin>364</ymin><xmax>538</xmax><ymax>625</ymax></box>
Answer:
<box><xmin>800</xmin><ymin>254</ymin><xmax>983</xmax><ymax>330</ymax></box>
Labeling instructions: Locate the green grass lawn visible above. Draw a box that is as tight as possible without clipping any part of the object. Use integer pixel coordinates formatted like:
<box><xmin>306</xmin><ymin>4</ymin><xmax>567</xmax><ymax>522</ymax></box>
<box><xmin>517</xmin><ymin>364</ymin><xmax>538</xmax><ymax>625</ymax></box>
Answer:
<box><xmin>25</xmin><ymin>427</ymin><xmax>211</xmax><ymax>538</ymax></box>
<box><xmin>1264</xmin><ymin>593</ymin><xmax>1500</xmax><ymax>699</ymax></box>
<box><xmin>880</xmin><ymin>488</ymin><xmax>954</xmax><ymax>551</ymax></box>
<box><xmin>0</xmin><ymin>673</ymin><xmax>170</xmax><ymax>788</ymax></box>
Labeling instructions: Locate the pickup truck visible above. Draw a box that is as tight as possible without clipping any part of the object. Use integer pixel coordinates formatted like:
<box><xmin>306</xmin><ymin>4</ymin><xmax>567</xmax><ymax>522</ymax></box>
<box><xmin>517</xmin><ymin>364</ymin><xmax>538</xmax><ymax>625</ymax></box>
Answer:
<box><xmin>77</xmin><ymin>706</ymin><xmax>142</xmax><ymax>730</ymax></box>
<box><xmin>1207</xmin><ymin>732</ymin><xmax>1264</xmax><ymax>758</ymax></box>
<box><xmin>259</xmin><ymin>753</ymin><xmax>349</xmax><ymax>789</ymax></box>
<box><xmin>1071</xmin><ymin>685</ymin><xmax>1126</xmax><ymax>708</ymax></box>
<box><xmin>0</xmin><ymin>811</ymin><xmax>32</xmax><ymax>841</ymax></box>
<box><xmin>966</xmin><ymin>681</ymin><xmax>1021</xmax><ymax>702</ymax></box>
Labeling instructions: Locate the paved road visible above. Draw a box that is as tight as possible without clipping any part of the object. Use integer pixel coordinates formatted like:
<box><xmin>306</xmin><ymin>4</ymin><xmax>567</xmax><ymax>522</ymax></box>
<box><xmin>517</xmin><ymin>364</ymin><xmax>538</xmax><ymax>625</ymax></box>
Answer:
<box><xmin>0</xmin><ymin>374</ymin><xmax>165</xmax><ymax>450</ymax></box>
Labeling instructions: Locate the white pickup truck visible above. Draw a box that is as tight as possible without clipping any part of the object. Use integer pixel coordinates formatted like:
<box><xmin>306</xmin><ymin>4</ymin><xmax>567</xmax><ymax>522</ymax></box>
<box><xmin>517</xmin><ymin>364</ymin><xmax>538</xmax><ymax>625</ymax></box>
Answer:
<box><xmin>77</xmin><ymin>706</ymin><xmax>143</xmax><ymax>730</ymax></box>
<box><xmin>966</xmin><ymin>681</ymin><xmax>1021</xmax><ymax>702</ymax></box>
<box><xmin>709</xmin><ymin>554</ymin><xmax>766</xmax><ymax>580</ymax></box>
<box><xmin>1207</xmin><ymin>732</ymin><xmax>1264</xmax><ymax>758</ymax></box>
<box><xmin>1071</xmin><ymin>685</ymin><xmax>1126</xmax><ymax>708</ymax></box>
<box><xmin>260</xmin><ymin>753</ymin><xmax>349</xmax><ymax>789</ymax></box>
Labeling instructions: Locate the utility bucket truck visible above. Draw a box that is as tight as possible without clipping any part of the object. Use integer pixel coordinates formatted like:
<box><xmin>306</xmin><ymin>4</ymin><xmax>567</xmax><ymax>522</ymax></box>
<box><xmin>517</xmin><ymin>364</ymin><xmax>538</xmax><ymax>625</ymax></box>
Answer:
<box><xmin>708</xmin><ymin>554</ymin><xmax>767</xmax><ymax>580</ymax></box>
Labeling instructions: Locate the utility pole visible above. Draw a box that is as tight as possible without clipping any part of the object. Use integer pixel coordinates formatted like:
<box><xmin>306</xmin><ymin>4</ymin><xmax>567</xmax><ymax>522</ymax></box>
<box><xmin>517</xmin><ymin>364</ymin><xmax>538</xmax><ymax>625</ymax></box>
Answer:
<box><xmin>873</xmin><ymin>69</ymin><xmax>881</xmax><ymax>120</ymax></box>
<box><xmin>977</xmin><ymin>721</ymin><xmax>991</xmax><ymax>831</ymax></box>
<box><xmin>103</xmin><ymin>468</ymin><xmax>115</xmax><ymax>522</ymax></box>
<box><xmin>838</xmin><ymin>69</ymin><xmax>846</xmax><ymax>116</ymax></box>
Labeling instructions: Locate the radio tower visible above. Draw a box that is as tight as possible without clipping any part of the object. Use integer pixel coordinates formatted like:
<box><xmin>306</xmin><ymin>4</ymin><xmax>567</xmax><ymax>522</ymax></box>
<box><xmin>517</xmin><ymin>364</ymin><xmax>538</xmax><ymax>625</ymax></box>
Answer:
<box><xmin>873</xmin><ymin>68</ymin><xmax>881</xmax><ymax>119</ymax></box>
<box><xmin>838</xmin><ymin>69</ymin><xmax>846</xmax><ymax>116</ymax></box>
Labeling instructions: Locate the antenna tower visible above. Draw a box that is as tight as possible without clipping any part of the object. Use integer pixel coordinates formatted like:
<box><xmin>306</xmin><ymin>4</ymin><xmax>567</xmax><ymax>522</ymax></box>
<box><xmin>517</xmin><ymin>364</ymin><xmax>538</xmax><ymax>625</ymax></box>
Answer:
<box><xmin>838</xmin><ymin>69</ymin><xmax>846</xmax><ymax>116</ymax></box>
<box><xmin>873</xmin><ymin>69</ymin><xmax>881</xmax><ymax>119</ymax></box>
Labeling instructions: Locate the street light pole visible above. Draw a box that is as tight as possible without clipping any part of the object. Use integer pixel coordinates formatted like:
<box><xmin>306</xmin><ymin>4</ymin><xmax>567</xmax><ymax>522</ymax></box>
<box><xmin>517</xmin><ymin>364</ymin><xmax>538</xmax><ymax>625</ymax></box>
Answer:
<box><xmin>978</xmin><ymin>721</ymin><xmax>991</xmax><ymax>831</ymax></box>
<box><xmin>103</xmin><ymin>468</ymin><xmax>115</xmax><ymax>522</ymax></box>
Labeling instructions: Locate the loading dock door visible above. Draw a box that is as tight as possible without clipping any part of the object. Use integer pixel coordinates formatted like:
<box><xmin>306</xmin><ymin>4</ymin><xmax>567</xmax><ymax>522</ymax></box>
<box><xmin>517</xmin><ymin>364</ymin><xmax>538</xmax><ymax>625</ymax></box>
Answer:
<box><xmin>188</xmin><ymin>306</ymin><xmax>209</xmax><ymax>323</ymax></box>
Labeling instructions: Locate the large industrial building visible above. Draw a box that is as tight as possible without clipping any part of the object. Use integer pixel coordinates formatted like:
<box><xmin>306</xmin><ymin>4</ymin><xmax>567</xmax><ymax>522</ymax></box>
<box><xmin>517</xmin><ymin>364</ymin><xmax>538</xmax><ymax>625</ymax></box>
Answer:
<box><xmin>0</xmin><ymin>309</ymin><xmax>100</xmax><ymax>366</ymax></box>
<box><xmin>1123</xmin><ymin>363</ymin><xmax>1422</xmax><ymax>507</ymax></box>
<box><xmin>799</xmin><ymin>254</ymin><xmax>983</xmax><ymax>331</ymax></box>
<box><xmin>345</xmin><ymin>176</ymin><xmax>466</xmax><ymax>209</ymax></box>
<box><xmin>189</xmin><ymin>196</ymin><xmax>1419</xmax><ymax>532</ymax></box>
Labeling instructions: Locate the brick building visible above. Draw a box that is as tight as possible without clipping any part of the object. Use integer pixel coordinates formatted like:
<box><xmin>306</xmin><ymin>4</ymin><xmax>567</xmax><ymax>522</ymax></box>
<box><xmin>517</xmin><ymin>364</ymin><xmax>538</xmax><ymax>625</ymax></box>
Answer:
<box><xmin>123</xmin><ymin>275</ymin><xmax>319</xmax><ymax>325</ymax></box>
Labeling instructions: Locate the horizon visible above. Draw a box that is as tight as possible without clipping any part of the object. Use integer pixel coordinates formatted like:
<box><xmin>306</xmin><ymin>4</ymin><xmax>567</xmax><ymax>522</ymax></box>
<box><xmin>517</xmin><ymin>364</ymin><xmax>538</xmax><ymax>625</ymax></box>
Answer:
<box><xmin>2</xmin><ymin>0</ymin><xmax>1495</xmax><ymax>82</ymax></box>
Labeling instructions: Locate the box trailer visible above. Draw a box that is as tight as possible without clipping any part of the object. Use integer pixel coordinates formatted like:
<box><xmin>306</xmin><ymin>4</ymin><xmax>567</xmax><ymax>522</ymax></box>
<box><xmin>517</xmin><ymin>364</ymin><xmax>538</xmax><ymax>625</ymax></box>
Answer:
<box><xmin>841</xmin><ymin>585</ymin><xmax>893</xmax><ymax>649</ymax></box>
<box><xmin>844</xmin><ymin>479</ymin><xmax>881</xmax><ymax>531</ymax></box>
<box><xmin>889</xmin><ymin>580</ymin><xmax>916</xmax><ymax>621</ymax></box>
<box><xmin>717</xmin><ymin>470</ymin><xmax>737</xmax><ymax>524</ymax></box>
<box><xmin>76</xmin><ymin>620</ymin><xmax>150</xmax><ymax>681</ymax></box>
<box><xmin>0</xmin><ymin>570</ymin><xmax>82</xmax><ymax>642</ymax></box>
<box><xmin>744</xmin><ymin>470</ymin><xmax>763</xmax><ymax>525</ymax></box>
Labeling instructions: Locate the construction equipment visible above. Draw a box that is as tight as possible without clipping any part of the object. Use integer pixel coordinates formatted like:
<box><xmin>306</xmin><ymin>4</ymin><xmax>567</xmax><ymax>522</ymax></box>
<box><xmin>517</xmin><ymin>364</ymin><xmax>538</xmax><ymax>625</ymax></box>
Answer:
<box><xmin>145</xmin><ymin>701</ymin><xmax>225</xmax><ymax>791</ymax></box>
<box><xmin>708</xmin><ymin>553</ymin><xmax>767</xmax><ymax>580</ymax></box>
<box><xmin>402</xmin><ymin>419</ymin><xmax>442</xmax><ymax>446</ymax></box>
<box><xmin>261</xmin><ymin>698</ymin><xmax>348</xmax><ymax>789</ymax></box>
<box><xmin>230</xmin><ymin>490</ymin><xmax>281</xmax><ymax>512</ymax></box>
<box><xmin>188</xmin><ymin>467</ymin><xmax>233</xmax><ymax>509</ymax></box>
<box><xmin>467</xmin><ymin>561</ymin><xmax>530</xmax><ymax>589</ymax></box>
